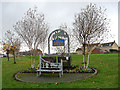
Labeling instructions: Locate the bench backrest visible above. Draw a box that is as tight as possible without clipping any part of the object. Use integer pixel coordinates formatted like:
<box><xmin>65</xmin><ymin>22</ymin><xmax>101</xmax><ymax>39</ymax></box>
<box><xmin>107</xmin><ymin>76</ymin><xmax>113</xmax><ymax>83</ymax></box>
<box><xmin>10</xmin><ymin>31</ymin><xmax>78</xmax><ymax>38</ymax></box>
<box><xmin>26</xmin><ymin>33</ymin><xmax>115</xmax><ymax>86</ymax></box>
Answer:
<box><xmin>39</xmin><ymin>55</ymin><xmax>62</xmax><ymax>69</ymax></box>
<box><xmin>42</xmin><ymin>57</ymin><xmax>56</xmax><ymax>63</ymax></box>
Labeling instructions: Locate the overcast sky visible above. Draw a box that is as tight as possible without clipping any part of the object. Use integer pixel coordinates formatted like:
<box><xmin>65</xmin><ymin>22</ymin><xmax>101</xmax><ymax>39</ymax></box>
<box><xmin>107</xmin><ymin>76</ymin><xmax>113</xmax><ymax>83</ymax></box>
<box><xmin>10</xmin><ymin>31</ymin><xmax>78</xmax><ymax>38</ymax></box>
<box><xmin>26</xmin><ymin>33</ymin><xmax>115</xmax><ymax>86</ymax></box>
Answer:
<box><xmin>0</xmin><ymin>0</ymin><xmax>119</xmax><ymax>53</ymax></box>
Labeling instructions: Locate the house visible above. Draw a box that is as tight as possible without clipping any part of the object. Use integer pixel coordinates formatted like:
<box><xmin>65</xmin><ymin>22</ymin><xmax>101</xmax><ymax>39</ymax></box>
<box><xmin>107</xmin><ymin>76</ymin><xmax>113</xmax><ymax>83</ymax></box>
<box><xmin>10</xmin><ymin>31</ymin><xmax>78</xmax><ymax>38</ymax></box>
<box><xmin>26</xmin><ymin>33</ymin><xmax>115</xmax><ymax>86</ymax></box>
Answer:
<box><xmin>119</xmin><ymin>47</ymin><xmax>120</xmax><ymax>50</ymax></box>
<box><xmin>19</xmin><ymin>51</ymin><xmax>31</xmax><ymax>56</ymax></box>
<box><xmin>76</xmin><ymin>40</ymin><xmax>118</xmax><ymax>54</ymax></box>
<box><xmin>91</xmin><ymin>48</ymin><xmax>104</xmax><ymax>54</ymax></box>
<box><xmin>76</xmin><ymin>43</ymin><xmax>101</xmax><ymax>54</ymax></box>
<box><xmin>76</xmin><ymin>48</ymin><xmax>82</xmax><ymax>54</ymax></box>
<box><xmin>32</xmin><ymin>49</ymin><xmax>43</xmax><ymax>55</ymax></box>
<box><xmin>19</xmin><ymin>49</ymin><xmax>42</xmax><ymax>56</ymax></box>
<box><xmin>100</xmin><ymin>40</ymin><xmax>118</xmax><ymax>52</ymax></box>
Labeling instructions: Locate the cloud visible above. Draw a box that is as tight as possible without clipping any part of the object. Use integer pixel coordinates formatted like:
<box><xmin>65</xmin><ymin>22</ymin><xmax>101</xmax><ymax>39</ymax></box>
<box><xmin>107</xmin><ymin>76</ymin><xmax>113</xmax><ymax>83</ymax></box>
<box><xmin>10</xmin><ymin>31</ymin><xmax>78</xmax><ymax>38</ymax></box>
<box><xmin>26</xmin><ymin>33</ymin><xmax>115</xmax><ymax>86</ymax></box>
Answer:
<box><xmin>1</xmin><ymin>2</ymin><xmax>118</xmax><ymax>52</ymax></box>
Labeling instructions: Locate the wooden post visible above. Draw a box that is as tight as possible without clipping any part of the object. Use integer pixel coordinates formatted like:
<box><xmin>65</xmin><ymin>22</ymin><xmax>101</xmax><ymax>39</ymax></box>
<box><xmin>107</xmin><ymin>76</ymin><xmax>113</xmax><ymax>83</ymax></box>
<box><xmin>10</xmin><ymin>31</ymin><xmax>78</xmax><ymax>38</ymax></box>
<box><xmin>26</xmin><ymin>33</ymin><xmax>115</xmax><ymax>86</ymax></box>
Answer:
<box><xmin>61</xmin><ymin>59</ymin><xmax>63</xmax><ymax>75</ymax></box>
<box><xmin>39</xmin><ymin>55</ymin><xmax>41</xmax><ymax>75</ymax></box>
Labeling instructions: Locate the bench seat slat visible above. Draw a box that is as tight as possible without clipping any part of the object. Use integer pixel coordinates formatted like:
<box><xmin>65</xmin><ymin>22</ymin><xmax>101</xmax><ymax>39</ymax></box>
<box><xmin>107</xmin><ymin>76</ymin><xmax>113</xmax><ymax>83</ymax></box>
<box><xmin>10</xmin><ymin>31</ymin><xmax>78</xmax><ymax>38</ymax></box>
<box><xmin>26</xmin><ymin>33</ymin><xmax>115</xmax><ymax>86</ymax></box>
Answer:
<box><xmin>41</xmin><ymin>68</ymin><xmax>60</xmax><ymax>69</ymax></box>
<box><xmin>37</xmin><ymin>69</ymin><xmax>61</xmax><ymax>72</ymax></box>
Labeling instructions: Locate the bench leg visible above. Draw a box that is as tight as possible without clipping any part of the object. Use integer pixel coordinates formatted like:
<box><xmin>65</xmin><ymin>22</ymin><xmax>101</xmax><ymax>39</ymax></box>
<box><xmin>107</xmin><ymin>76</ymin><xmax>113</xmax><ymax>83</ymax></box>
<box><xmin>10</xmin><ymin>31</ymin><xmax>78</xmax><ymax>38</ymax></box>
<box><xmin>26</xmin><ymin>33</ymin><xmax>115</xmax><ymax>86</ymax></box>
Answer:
<box><xmin>59</xmin><ymin>72</ymin><xmax>61</xmax><ymax>77</ymax></box>
<box><xmin>39</xmin><ymin>71</ymin><xmax>41</xmax><ymax>76</ymax></box>
<box><xmin>62</xmin><ymin>71</ymin><xmax>63</xmax><ymax>76</ymax></box>
<box><xmin>37</xmin><ymin>71</ymin><xmax>39</xmax><ymax>76</ymax></box>
<box><xmin>59</xmin><ymin>72</ymin><xmax>62</xmax><ymax>77</ymax></box>
<box><xmin>37</xmin><ymin>71</ymin><xmax>41</xmax><ymax>76</ymax></box>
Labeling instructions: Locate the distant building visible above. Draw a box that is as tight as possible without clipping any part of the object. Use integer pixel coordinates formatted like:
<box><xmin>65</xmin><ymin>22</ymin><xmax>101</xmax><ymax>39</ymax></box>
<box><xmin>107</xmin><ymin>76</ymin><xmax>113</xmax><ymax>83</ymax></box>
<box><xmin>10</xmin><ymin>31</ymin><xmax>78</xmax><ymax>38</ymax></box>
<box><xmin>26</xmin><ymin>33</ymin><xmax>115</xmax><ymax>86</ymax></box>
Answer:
<box><xmin>19</xmin><ymin>51</ymin><xmax>31</xmax><ymax>56</ymax></box>
<box><xmin>76</xmin><ymin>40</ymin><xmax>118</xmax><ymax>54</ymax></box>
<box><xmin>76</xmin><ymin>48</ymin><xmax>82</xmax><ymax>54</ymax></box>
<box><xmin>91</xmin><ymin>48</ymin><xmax>104</xmax><ymax>54</ymax></box>
<box><xmin>118</xmin><ymin>47</ymin><xmax>120</xmax><ymax>50</ymax></box>
<box><xmin>19</xmin><ymin>49</ymin><xmax>42</xmax><ymax>56</ymax></box>
<box><xmin>100</xmin><ymin>41</ymin><xmax>118</xmax><ymax>52</ymax></box>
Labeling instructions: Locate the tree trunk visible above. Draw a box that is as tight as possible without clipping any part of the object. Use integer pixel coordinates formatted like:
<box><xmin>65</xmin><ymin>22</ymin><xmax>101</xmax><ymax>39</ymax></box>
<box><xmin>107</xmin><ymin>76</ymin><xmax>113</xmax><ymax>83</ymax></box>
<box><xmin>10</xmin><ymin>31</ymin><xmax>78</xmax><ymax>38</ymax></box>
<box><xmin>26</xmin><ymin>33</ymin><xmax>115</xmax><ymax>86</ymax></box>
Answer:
<box><xmin>43</xmin><ymin>53</ymin><xmax>45</xmax><ymax>56</ymax></box>
<box><xmin>42</xmin><ymin>49</ymin><xmax>45</xmax><ymax>56</ymax></box>
<box><xmin>83</xmin><ymin>54</ymin><xmax>85</xmax><ymax>63</ymax></box>
<box><xmin>83</xmin><ymin>55</ymin><xmax>85</xmax><ymax>69</ymax></box>
<box><xmin>13</xmin><ymin>52</ymin><xmax>16</xmax><ymax>64</ymax></box>
<box><xmin>83</xmin><ymin>43</ymin><xmax>86</xmax><ymax>64</ymax></box>
<box><xmin>33</xmin><ymin>52</ymin><xmax>35</xmax><ymax>68</ymax></box>
<box><xmin>31</xmin><ymin>54</ymin><xmax>34</xmax><ymax>68</ymax></box>
<box><xmin>86</xmin><ymin>54</ymin><xmax>89</xmax><ymax>69</ymax></box>
<box><xmin>83</xmin><ymin>43</ymin><xmax>86</xmax><ymax>69</ymax></box>
<box><xmin>30</xmin><ymin>49</ymin><xmax>33</xmax><ymax>68</ymax></box>
<box><xmin>31</xmin><ymin>49</ymin><xmax>35</xmax><ymax>68</ymax></box>
<box><xmin>64</xmin><ymin>46</ymin><xmax>65</xmax><ymax>56</ymax></box>
<box><xmin>7</xmin><ymin>53</ymin><xmax>9</xmax><ymax>61</ymax></box>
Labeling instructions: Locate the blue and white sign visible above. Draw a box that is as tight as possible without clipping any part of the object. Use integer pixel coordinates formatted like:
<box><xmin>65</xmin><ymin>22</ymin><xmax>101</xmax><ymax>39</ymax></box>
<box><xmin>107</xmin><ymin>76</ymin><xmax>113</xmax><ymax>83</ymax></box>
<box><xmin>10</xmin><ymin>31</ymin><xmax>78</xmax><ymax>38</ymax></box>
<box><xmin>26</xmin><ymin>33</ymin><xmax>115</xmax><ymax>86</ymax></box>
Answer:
<box><xmin>53</xmin><ymin>38</ymin><xmax>65</xmax><ymax>46</ymax></box>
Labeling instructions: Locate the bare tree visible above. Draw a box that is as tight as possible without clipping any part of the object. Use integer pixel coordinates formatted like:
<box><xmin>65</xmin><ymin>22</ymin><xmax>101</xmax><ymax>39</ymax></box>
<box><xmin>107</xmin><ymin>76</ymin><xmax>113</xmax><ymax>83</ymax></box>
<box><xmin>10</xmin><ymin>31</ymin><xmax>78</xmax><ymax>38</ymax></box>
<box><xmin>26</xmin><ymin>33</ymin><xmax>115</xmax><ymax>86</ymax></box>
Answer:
<box><xmin>2</xmin><ymin>30</ymin><xmax>22</xmax><ymax>63</ymax></box>
<box><xmin>13</xmin><ymin>7</ymin><xmax>49</xmax><ymax>68</ymax></box>
<box><xmin>11</xmin><ymin>38</ymin><xmax>21</xmax><ymax>64</ymax></box>
<box><xmin>73</xmin><ymin>3</ymin><xmax>111</xmax><ymax>69</ymax></box>
<box><xmin>53</xmin><ymin>42</ymin><xmax>67</xmax><ymax>56</ymax></box>
<box><xmin>39</xmin><ymin>28</ymin><xmax>48</xmax><ymax>56</ymax></box>
<box><xmin>60</xmin><ymin>24</ymin><xmax>79</xmax><ymax>53</ymax></box>
<box><xmin>2</xmin><ymin>30</ymin><xmax>14</xmax><ymax>61</ymax></box>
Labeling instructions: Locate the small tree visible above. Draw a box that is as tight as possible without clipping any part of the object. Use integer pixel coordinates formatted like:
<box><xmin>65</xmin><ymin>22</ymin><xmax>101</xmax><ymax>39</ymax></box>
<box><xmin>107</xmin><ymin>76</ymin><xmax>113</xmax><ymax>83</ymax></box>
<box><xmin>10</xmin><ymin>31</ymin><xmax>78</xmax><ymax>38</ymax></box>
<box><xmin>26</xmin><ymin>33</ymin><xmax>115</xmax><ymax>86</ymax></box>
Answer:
<box><xmin>13</xmin><ymin>7</ymin><xmax>49</xmax><ymax>68</ymax></box>
<box><xmin>73</xmin><ymin>3</ymin><xmax>111</xmax><ymax>69</ymax></box>
<box><xmin>2</xmin><ymin>30</ymin><xmax>14</xmax><ymax>61</ymax></box>
<box><xmin>10</xmin><ymin>42</ymin><xmax>21</xmax><ymax>64</ymax></box>
<box><xmin>2</xmin><ymin>30</ymin><xmax>21</xmax><ymax>63</ymax></box>
<box><xmin>39</xmin><ymin>28</ymin><xmax>48</xmax><ymax>56</ymax></box>
<box><xmin>2</xmin><ymin>43</ymin><xmax>11</xmax><ymax>61</ymax></box>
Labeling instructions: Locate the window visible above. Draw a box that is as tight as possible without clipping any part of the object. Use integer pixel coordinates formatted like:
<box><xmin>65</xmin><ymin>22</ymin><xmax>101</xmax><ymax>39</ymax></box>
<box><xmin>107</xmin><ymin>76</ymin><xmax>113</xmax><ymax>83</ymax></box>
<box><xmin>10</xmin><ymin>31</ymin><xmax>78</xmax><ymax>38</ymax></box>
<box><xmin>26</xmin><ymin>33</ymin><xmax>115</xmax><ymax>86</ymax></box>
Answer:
<box><xmin>109</xmin><ymin>44</ymin><xmax>111</xmax><ymax>46</ymax></box>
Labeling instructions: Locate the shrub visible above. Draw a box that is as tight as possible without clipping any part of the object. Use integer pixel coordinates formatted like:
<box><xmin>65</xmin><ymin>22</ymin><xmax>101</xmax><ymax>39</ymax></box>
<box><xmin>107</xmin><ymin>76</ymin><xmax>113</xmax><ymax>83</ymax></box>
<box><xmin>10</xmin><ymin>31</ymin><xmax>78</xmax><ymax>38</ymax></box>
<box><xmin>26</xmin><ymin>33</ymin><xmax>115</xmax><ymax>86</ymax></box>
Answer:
<box><xmin>109</xmin><ymin>49</ymin><xmax>118</xmax><ymax>53</ymax></box>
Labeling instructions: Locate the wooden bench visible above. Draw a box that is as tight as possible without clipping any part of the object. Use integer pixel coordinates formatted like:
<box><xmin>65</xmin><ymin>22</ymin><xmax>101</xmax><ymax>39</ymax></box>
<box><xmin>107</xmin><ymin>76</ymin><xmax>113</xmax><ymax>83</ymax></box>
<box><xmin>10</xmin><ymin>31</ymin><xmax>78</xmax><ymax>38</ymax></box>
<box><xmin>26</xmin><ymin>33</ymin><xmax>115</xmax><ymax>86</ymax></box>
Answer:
<box><xmin>36</xmin><ymin>55</ymin><xmax>63</xmax><ymax>77</ymax></box>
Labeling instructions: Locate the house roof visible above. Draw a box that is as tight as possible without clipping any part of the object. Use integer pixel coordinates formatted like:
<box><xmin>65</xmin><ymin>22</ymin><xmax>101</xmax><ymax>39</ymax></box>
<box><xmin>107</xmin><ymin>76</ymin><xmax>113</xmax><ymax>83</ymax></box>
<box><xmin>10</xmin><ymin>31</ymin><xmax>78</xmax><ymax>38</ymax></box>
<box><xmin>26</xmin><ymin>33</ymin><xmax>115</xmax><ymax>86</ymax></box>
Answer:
<box><xmin>76</xmin><ymin>48</ymin><xmax>82</xmax><ymax>51</ymax></box>
<box><xmin>87</xmin><ymin>43</ymin><xmax>100</xmax><ymax>47</ymax></box>
<box><xmin>87</xmin><ymin>41</ymin><xmax>115</xmax><ymax>47</ymax></box>
<box><xmin>95</xmin><ymin>48</ymin><xmax>104</xmax><ymax>52</ymax></box>
<box><xmin>100</xmin><ymin>41</ymin><xmax>115</xmax><ymax>47</ymax></box>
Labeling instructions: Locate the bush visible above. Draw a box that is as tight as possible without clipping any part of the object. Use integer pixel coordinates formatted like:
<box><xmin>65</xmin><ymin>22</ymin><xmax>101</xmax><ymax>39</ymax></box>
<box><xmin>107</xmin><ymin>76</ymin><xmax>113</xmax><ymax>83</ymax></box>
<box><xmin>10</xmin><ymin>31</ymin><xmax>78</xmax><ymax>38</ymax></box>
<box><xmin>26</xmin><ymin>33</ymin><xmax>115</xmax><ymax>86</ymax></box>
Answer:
<box><xmin>109</xmin><ymin>49</ymin><xmax>118</xmax><ymax>53</ymax></box>
<box><xmin>63</xmin><ymin>65</ymin><xmax>94</xmax><ymax>73</ymax></box>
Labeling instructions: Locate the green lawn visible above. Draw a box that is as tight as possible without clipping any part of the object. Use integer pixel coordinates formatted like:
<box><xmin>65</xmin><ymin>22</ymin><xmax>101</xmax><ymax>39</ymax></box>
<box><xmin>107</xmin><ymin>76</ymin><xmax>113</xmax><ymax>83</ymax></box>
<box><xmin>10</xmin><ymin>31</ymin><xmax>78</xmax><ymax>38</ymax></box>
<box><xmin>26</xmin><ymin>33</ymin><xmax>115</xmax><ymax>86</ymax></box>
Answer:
<box><xmin>1</xmin><ymin>54</ymin><xmax>118</xmax><ymax>88</ymax></box>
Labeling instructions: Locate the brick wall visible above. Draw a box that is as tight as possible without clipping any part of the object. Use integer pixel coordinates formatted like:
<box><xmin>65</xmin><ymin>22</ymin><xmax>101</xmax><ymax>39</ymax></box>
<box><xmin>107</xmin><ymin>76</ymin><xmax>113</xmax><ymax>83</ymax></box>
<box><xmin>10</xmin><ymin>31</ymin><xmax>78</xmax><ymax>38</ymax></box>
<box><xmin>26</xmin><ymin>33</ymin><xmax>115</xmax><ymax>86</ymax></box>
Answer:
<box><xmin>91</xmin><ymin>48</ymin><xmax>104</xmax><ymax>54</ymax></box>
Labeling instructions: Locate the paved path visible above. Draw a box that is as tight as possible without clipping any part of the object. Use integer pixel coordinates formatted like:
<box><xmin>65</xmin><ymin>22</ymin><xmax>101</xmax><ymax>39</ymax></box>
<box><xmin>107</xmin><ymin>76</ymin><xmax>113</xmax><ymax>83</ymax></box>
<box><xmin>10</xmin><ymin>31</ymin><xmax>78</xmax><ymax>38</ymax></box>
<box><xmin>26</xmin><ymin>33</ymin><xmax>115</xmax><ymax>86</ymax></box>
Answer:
<box><xmin>16</xmin><ymin>73</ymin><xmax>93</xmax><ymax>83</ymax></box>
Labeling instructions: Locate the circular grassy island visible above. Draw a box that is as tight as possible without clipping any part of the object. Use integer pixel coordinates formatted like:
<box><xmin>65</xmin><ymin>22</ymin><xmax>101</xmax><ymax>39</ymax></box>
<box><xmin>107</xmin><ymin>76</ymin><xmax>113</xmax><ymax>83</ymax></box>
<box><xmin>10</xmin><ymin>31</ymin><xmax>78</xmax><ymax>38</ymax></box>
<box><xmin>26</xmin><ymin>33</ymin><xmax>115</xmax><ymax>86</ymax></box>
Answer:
<box><xmin>14</xmin><ymin>66</ymin><xmax>98</xmax><ymax>83</ymax></box>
